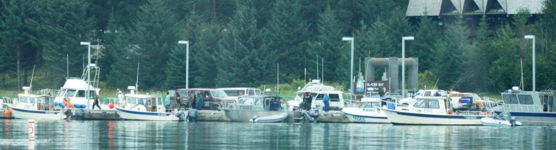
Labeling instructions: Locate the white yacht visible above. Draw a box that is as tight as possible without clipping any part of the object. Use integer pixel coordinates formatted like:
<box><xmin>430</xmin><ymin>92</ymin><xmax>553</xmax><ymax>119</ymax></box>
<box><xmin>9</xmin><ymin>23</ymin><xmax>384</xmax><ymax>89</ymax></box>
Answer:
<box><xmin>383</xmin><ymin>96</ymin><xmax>486</xmax><ymax>125</ymax></box>
<box><xmin>9</xmin><ymin>87</ymin><xmax>66</xmax><ymax>120</ymax></box>
<box><xmin>116</xmin><ymin>86</ymin><xmax>185</xmax><ymax>121</ymax></box>
<box><xmin>52</xmin><ymin>64</ymin><xmax>113</xmax><ymax>110</ymax></box>
<box><xmin>342</xmin><ymin>94</ymin><xmax>389</xmax><ymax>123</ymax></box>
<box><xmin>287</xmin><ymin>80</ymin><xmax>345</xmax><ymax>111</ymax></box>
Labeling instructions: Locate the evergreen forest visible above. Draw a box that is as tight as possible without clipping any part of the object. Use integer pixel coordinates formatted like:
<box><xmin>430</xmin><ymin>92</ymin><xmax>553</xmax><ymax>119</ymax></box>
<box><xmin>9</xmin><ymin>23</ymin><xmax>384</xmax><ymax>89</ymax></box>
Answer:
<box><xmin>2</xmin><ymin>0</ymin><xmax>556</xmax><ymax>93</ymax></box>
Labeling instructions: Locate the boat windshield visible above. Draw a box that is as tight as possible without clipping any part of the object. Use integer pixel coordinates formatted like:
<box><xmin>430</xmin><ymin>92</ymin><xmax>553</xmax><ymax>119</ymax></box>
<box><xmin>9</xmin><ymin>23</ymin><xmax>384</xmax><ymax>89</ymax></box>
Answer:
<box><xmin>127</xmin><ymin>97</ymin><xmax>146</xmax><ymax>105</ymax></box>
<box><xmin>211</xmin><ymin>90</ymin><xmax>227</xmax><ymax>98</ymax></box>
<box><xmin>65</xmin><ymin>90</ymin><xmax>76</xmax><ymax>97</ymax></box>
<box><xmin>19</xmin><ymin>96</ymin><xmax>33</xmax><ymax>104</ymax></box>
<box><xmin>359</xmin><ymin>102</ymin><xmax>380</xmax><ymax>108</ymax></box>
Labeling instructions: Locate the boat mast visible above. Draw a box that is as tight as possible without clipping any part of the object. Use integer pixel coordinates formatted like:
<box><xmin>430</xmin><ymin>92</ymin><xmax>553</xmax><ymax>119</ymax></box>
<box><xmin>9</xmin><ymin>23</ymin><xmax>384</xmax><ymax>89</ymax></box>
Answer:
<box><xmin>136</xmin><ymin>62</ymin><xmax>140</xmax><ymax>92</ymax></box>
<box><xmin>29</xmin><ymin>65</ymin><xmax>36</xmax><ymax>92</ymax></box>
<box><xmin>520</xmin><ymin>58</ymin><xmax>524</xmax><ymax>90</ymax></box>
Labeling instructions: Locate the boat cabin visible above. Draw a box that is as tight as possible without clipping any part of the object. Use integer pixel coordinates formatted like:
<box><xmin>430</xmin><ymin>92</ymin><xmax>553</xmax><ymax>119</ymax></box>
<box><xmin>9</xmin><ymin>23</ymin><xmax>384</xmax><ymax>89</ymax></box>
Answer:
<box><xmin>54</xmin><ymin>78</ymin><xmax>100</xmax><ymax>109</ymax></box>
<box><xmin>406</xmin><ymin>97</ymin><xmax>449</xmax><ymax>115</ymax></box>
<box><xmin>17</xmin><ymin>87</ymin><xmax>53</xmax><ymax>111</ymax></box>
<box><xmin>123</xmin><ymin>87</ymin><xmax>165</xmax><ymax>112</ymax></box>
<box><xmin>233</xmin><ymin>96</ymin><xmax>284</xmax><ymax>111</ymax></box>
<box><xmin>500</xmin><ymin>88</ymin><xmax>555</xmax><ymax>112</ymax></box>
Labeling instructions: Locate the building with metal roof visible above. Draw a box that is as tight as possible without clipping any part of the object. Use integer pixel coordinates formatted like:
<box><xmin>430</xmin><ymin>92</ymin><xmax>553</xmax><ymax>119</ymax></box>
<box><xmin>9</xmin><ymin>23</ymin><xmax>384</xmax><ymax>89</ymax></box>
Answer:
<box><xmin>407</xmin><ymin>0</ymin><xmax>545</xmax><ymax>17</ymax></box>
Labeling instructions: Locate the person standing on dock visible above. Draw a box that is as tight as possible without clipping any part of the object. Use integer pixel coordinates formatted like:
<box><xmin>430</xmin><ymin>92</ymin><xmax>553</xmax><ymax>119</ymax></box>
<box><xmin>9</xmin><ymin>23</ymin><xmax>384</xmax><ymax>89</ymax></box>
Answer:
<box><xmin>92</xmin><ymin>91</ymin><xmax>101</xmax><ymax>110</ymax></box>
<box><xmin>187</xmin><ymin>92</ymin><xmax>194</xmax><ymax>109</ymax></box>
<box><xmin>165</xmin><ymin>92</ymin><xmax>171</xmax><ymax>111</ymax></box>
<box><xmin>323</xmin><ymin>93</ymin><xmax>330</xmax><ymax>113</ymax></box>
<box><xmin>197</xmin><ymin>93</ymin><xmax>203</xmax><ymax>110</ymax></box>
<box><xmin>304</xmin><ymin>92</ymin><xmax>312</xmax><ymax>110</ymax></box>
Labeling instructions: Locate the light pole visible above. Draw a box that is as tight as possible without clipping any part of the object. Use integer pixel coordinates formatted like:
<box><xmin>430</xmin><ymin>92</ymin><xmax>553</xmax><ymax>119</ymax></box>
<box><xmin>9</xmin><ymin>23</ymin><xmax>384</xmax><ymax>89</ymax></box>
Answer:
<box><xmin>80</xmin><ymin>41</ymin><xmax>91</xmax><ymax>108</ymax></box>
<box><xmin>524</xmin><ymin>35</ymin><xmax>535</xmax><ymax>91</ymax></box>
<box><xmin>342</xmin><ymin>37</ymin><xmax>354</xmax><ymax>103</ymax></box>
<box><xmin>402</xmin><ymin>36</ymin><xmax>414</xmax><ymax>98</ymax></box>
<box><xmin>178</xmin><ymin>40</ymin><xmax>189</xmax><ymax>89</ymax></box>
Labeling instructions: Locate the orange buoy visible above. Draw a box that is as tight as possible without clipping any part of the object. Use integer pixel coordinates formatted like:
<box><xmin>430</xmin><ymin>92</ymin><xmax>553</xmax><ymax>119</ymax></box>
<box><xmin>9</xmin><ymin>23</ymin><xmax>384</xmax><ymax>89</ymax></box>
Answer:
<box><xmin>447</xmin><ymin>110</ymin><xmax>452</xmax><ymax>115</ymax></box>
<box><xmin>109</xmin><ymin>103</ymin><xmax>114</xmax><ymax>109</ymax></box>
<box><xmin>4</xmin><ymin>109</ymin><xmax>11</xmax><ymax>116</ymax></box>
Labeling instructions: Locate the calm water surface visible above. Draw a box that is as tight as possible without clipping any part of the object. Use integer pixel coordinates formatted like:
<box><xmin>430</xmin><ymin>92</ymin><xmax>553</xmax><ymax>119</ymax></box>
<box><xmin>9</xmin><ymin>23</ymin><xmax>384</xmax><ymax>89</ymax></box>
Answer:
<box><xmin>1</xmin><ymin>119</ymin><xmax>556</xmax><ymax>149</ymax></box>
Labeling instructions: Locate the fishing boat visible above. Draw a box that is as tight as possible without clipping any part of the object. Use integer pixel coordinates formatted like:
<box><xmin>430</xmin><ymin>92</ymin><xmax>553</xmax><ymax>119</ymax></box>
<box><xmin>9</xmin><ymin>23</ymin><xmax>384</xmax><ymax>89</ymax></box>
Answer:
<box><xmin>225</xmin><ymin>96</ymin><xmax>298</xmax><ymax>123</ymax></box>
<box><xmin>53</xmin><ymin>64</ymin><xmax>115</xmax><ymax>110</ymax></box>
<box><xmin>116</xmin><ymin>86</ymin><xmax>186</xmax><ymax>121</ymax></box>
<box><xmin>383</xmin><ymin>96</ymin><xmax>487</xmax><ymax>125</ymax></box>
<box><xmin>492</xmin><ymin>86</ymin><xmax>556</xmax><ymax>126</ymax></box>
<box><xmin>342</xmin><ymin>95</ymin><xmax>389</xmax><ymax>123</ymax></box>
<box><xmin>8</xmin><ymin>87</ymin><xmax>66</xmax><ymax>120</ymax></box>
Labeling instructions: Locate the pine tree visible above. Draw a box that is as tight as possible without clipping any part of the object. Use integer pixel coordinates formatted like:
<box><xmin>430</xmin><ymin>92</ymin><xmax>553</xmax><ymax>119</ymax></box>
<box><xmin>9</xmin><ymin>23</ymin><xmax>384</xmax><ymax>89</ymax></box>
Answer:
<box><xmin>266</xmin><ymin>0</ymin><xmax>310</xmax><ymax>81</ymax></box>
<box><xmin>216</xmin><ymin>0</ymin><xmax>271</xmax><ymax>87</ymax></box>
<box><xmin>489</xmin><ymin>25</ymin><xmax>520</xmax><ymax>91</ymax></box>
<box><xmin>192</xmin><ymin>24</ymin><xmax>221</xmax><ymax>88</ymax></box>
<box><xmin>469</xmin><ymin>16</ymin><xmax>495</xmax><ymax>91</ymax></box>
<box><xmin>0</xmin><ymin>0</ymin><xmax>38</xmax><ymax>89</ymax></box>
<box><xmin>431</xmin><ymin>18</ymin><xmax>470</xmax><ymax>90</ymax></box>
<box><xmin>105</xmin><ymin>26</ymin><xmax>136</xmax><ymax>89</ymax></box>
<box><xmin>411</xmin><ymin>16</ymin><xmax>439</xmax><ymax>72</ymax></box>
<box><xmin>34</xmin><ymin>0</ymin><xmax>95</xmax><ymax>88</ymax></box>
<box><xmin>127</xmin><ymin>0</ymin><xmax>183</xmax><ymax>89</ymax></box>
<box><xmin>308</xmin><ymin>5</ymin><xmax>346</xmax><ymax>83</ymax></box>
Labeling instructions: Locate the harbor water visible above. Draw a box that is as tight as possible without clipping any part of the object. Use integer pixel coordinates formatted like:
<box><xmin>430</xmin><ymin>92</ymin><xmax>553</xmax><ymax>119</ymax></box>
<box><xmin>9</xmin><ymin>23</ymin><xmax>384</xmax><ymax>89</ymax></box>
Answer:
<box><xmin>1</xmin><ymin>119</ymin><xmax>556</xmax><ymax>149</ymax></box>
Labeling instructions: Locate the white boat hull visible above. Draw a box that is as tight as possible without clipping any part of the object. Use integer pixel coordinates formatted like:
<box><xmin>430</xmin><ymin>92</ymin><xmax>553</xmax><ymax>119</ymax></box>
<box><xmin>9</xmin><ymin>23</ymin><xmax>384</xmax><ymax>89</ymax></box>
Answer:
<box><xmin>480</xmin><ymin>117</ymin><xmax>522</xmax><ymax>126</ymax></box>
<box><xmin>116</xmin><ymin>107</ymin><xmax>180</xmax><ymax>121</ymax></box>
<box><xmin>253</xmin><ymin>112</ymin><xmax>289</xmax><ymax>123</ymax></box>
<box><xmin>383</xmin><ymin>109</ymin><xmax>484</xmax><ymax>126</ymax></box>
<box><xmin>9</xmin><ymin>107</ymin><xmax>65</xmax><ymax>120</ymax></box>
<box><xmin>342</xmin><ymin>108</ymin><xmax>389</xmax><ymax>123</ymax></box>
<box><xmin>225</xmin><ymin>109</ymin><xmax>300</xmax><ymax>122</ymax></box>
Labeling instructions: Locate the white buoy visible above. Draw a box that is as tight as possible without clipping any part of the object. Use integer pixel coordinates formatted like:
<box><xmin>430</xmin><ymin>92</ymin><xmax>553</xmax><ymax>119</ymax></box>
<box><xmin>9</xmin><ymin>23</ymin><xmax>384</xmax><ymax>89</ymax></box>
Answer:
<box><xmin>28</xmin><ymin>120</ymin><xmax>35</xmax><ymax>140</ymax></box>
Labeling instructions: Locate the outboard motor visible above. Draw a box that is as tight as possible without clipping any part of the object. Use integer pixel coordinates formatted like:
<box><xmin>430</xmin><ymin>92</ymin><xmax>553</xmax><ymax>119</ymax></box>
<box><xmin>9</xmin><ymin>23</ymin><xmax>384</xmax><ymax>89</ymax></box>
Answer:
<box><xmin>301</xmin><ymin>108</ymin><xmax>319</xmax><ymax>123</ymax></box>
<box><xmin>173</xmin><ymin>110</ymin><xmax>185</xmax><ymax>121</ymax></box>
<box><xmin>75</xmin><ymin>108</ymin><xmax>85</xmax><ymax>119</ymax></box>
<box><xmin>188</xmin><ymin>109</ymin><xmax>198</xmax><ymax>122</ymax></box>
<box><xmin>509</xmin><ymin>116</ymin><xmax>517</xmax><ymax>127</ymax></box>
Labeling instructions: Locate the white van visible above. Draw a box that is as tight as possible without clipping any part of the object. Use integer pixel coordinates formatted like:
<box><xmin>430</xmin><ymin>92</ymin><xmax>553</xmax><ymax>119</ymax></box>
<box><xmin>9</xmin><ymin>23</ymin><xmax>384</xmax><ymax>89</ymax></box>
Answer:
<box><xmin>218</xmin><ymin>87</ymin><xmax>262</xmax><ymax>101</ymax></box>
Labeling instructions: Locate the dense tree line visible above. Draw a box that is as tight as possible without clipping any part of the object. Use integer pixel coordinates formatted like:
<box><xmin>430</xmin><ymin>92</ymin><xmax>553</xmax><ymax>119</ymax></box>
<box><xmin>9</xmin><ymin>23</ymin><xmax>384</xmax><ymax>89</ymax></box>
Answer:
<box><xmin>1</xmin><ymin>0</ymin><xmax>556</xmax><ymax>93</ymax></box>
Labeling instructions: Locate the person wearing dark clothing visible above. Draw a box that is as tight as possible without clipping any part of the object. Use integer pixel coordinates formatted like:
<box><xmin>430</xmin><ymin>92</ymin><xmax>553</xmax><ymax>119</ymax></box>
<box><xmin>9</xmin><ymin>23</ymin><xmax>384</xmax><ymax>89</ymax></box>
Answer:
<box><xmin>304</xmin><ymin>92</ymin><xmax>313</xmax><ymax>110</ymax></box>
<box><xmin>92</xmin><ymin>91</ymin><xmax>101</xmax><ymax>110</ymax></box>
<box><xmin>197</xmin><ymin>93</ymin><xmax>203</xmax><ymax>110</ymax></box>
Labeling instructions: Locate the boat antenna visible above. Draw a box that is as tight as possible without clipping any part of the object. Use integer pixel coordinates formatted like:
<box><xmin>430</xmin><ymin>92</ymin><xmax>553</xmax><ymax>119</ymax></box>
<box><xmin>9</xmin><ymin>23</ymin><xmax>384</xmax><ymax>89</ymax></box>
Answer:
<box><xmin>67</xmin><ymin>54</ymin><xmax>69</xmax><ymax>78</ymax></box>
<box><xmin>136</xmin><ymin>62</ymin><xmax>140</xmax><ymax>92</ymax></box>
<box><xmin>520</xmin><ymin>58</ymin><xmax>524</xmax><ymax>90</ymax></box>
<box><xmin>277</xmin><ymin>63</ymin><xmax>279</xmax><ymax>95</ymax></box>
<box><xmin>29</xmin><ymin>65</ymin><xmax>36</xmax><ymax>92</ymax></box>
<box><xmin>433</xmin><ymin>78</ymin><xmax>439</xmax><ymax>90</ymax></box>
<box><xmin>316</xmin><ymin>55</ymin><xmax>319</xmax><ymax>80</ymax></box>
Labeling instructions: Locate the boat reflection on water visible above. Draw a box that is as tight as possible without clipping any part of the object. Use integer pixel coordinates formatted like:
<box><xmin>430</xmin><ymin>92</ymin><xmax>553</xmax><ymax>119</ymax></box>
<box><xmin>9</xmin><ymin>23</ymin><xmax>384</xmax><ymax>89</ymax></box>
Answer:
<box><xmin>0</xmin><ymin>120</ymin><xmax>555</xmax><ymax>149</ymax></box>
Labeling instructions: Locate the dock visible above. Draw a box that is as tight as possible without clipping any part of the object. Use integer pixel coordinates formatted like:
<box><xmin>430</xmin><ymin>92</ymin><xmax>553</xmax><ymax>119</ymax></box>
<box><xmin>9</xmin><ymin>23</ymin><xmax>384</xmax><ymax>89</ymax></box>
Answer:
<box><xmin>1</xmin><ymin>107</ymin><xmax>350</xmax><ymax>123</ymax></box>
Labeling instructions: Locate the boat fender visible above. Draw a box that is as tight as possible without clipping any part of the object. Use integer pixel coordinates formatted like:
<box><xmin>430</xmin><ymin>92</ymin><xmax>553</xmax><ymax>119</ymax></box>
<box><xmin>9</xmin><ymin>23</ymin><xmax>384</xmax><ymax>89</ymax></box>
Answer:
<box><xmin>109</xmin><ymin>103</ymin><xmax>115</xmax><ymax>109</ymax></box>
<box><xmin>447</xmin><ymin>110</ymin><xmax>452</xmax><ymax>115</ymax></box>
<box><xmin>4</xmin><ymin>109</ymin><xmax>10</xmax><ymax>116</ymax></box>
